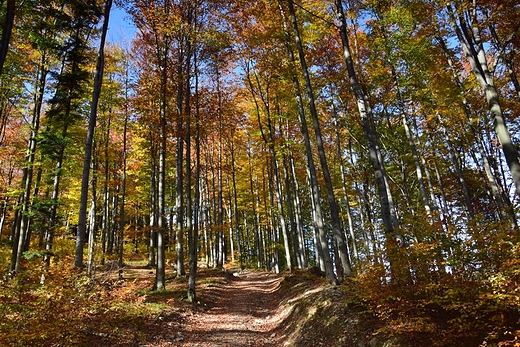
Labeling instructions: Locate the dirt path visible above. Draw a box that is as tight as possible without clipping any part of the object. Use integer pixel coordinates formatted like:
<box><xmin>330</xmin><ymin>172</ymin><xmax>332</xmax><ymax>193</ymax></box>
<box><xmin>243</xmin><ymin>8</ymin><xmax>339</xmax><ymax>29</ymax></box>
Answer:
<box><xmin>147</xmin><ymin>270</ymin><xmax>287</xmax><ymax>347</ymax></box>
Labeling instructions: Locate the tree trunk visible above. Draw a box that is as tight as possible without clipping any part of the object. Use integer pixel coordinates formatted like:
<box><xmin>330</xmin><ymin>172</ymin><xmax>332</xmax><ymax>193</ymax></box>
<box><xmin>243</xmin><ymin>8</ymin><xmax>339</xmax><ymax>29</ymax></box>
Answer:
<box><xmin>148</xmin><ymin>137</ymin><xmax>157</xmax><ymax>266</ymax></box>
<box><xmin>247</xmin><ymin>140</ymin><xmax>263</xmax><ymax>269</ymax></box>
<box><xmin>335</xmin><ymin>0</ymin><xmax>401</xmax><ymax>244</ymax></box>
<box><xmin>175</xmin><ymin>130</ymin><xmax>186</xmax><ymax>276</ymax></box>
<box><xmin>436</xmin><ymin>112</ymin><xmax>474</xmax><ymax>215</ymax></box>
<box><xmin>76</xmin><ymin>0</ymin><xmax>112</xmax><ymax>268</ymax></box>
<box><xmin>175</xmin><ymin>52</ymin><xmax>186</xmax><ymax>275</ymax></box>
<box><xmin>87</xmin><ymin>151</ymin><xmax>98</xmax><ymax>276</ymax></box>
<box><xmin>41</xmin><ymin>122</ymin><xmax>69</xmax><ymax>275</ymax></box>
<box><xmin>332</xmin><ymin>107</ymin><xmax>358</xmax><ymax>261</ymax></box>
<box><xmin>118</xmin><ymin>111</ymin><xmax>128</xmax><ymax>268</ymax></box>
<box><xmin>230</xmin><ymin>139</ymin><xmax>243</xmax><ymax>269</ymax></box>
<box><xmin>284</xmin><ymin>151</ymin><xmax>303</xmax><ymax>269</ymax></box>
<box><xmin>11</xmin><ymin>53</ymin><xmax>47</xmax><ymax>267</ymax></box>
<box><xmin>155</xmin><ymin>39</ymin><xmax>169</xmax><ymax>292</ymax></box>
<box><xmin>288</xmin><ymin>0</ymin><xmax>350</xmax><ymax>279</ymax></box>
<box><xmin>0</xmin><ymin>0</ymin><xmax>15</xmax><ymax>76</ymax></box>
<box><xmin>278</xmin><ymin>1</ymin><xmax>334</xmax><ymax>281</ymax></box>
<box><xmin>288</xmin><ymin>152</ymin><xmax>307</xmax><ymax>268</ymax></box>
<box><xmin>438</xmin><ymin>34</ymin><xmax>512</xmax><ymax>220</ymax></box>
<box><xmin>188</xmin><ymin>44</ymin><xmax>200</xmax><ymax>301</ymax></box>
<box><xmin>448</xmin><ymin>2</ymin><xmax>520</xmax><ymax>195</ymax></box>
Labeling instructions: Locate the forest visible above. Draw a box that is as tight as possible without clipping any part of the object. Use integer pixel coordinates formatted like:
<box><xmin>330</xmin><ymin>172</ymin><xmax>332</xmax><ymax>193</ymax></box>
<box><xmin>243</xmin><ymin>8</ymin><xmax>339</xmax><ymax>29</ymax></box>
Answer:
<box><xmin>1</xmin><ymin>0</ymin><xmax>520</xmax><ymax>345</ymax></box>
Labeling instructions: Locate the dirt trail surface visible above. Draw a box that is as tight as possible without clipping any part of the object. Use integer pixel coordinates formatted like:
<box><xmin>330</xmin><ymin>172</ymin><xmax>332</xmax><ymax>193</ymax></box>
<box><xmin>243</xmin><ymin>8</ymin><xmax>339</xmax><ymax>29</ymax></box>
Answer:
<box><xmin>147</xmin><ymin>270</ymin><xmax>288</xmax><ymax>347</ymax></box>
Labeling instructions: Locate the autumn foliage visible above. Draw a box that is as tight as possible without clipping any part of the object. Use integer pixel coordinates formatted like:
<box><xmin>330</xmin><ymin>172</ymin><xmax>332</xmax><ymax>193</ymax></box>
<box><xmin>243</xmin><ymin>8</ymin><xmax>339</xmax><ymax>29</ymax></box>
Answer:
<box><xmin>1</xmin><ymin>0</ymin><xmax>520</xmax><ymax>345</ymax></box>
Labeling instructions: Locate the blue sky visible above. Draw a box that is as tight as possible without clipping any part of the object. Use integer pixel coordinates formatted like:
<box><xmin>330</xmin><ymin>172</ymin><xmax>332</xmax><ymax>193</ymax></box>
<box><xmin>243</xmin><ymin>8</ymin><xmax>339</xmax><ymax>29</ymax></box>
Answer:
<box><xmin>107</xmin><ymin>5</ymin><xmax>136</xmax><ymax>47</ymax></box>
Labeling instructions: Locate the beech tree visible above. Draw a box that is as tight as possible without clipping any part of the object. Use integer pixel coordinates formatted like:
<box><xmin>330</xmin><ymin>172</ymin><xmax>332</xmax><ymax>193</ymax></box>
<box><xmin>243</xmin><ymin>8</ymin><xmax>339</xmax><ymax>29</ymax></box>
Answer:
<box><xmin>445</xmin><ymin>0</ymin><xmax>520</xmax><ymax>195</ymax></box>
<box><xmin>76</xmin><ymin>0</ymin><xmax>112</xmax><ymax>269</ymax></box>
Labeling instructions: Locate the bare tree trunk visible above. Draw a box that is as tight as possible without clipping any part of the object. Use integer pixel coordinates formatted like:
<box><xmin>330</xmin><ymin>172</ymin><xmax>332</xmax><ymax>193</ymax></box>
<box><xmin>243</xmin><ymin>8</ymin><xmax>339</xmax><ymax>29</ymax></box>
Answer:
<box><xmin>118</xmin><ymin>113</ymin><xmax>128</xmax><ymax>268</ymax></box>
<box><xmin>12</xmin><ymin>54</ymin><xmax>47</xmax><ymax>262</ymax></box>
<box><xmin>278</xmin><ymin>1</ymin><xmax>335</xmax><ymax>282</ymax></box>
<box><xmin>188</xmin><ymin>43</ymin><xmax>200</xmax><ymax>301</ymax></box>
<box><xmin>436</xmin><ymin>112</ymin><xmax>474</xmax><ymax>215</ymax></box>
<box><xmin>335</xmin><ymin>0</ymin><xmax>401</xmax><ymax>249</ymax></box>
<box><xmin>41</xmin><ymin>122</ymin><xmax>69</xmax><ymax>274</ymax></box>
<box><xmin>288</xmin><ymin>152</ymin><xmax>307</xmax><ymax>268</ymax></box>
<box><xmin>76</xmin><ymin>0</ymin><xmax>112</xmax><ymax>268</ymax></box>
<box><xmin>0</xmin><ymin>0</ymin><xmax>15</xmax><ymax>76</ymax></box>
<box><xmin>148</xmin><ymin>138</ymin><xmax>157</xmax><ymax>266</ymax></box>
<box><xmin>332</xmin><ymin>108</ymin><xmax>358</xmax><ymax>261</ymax></box>
<box><xmin>230</xmin><ymin>138</ymin><xmax>243</xmax><ymax>269</ymax></box>
<box><xmin>87</xmin><ymin>151</ymin><xmax>98</xmax><ymax>276</ymax></box>
<box><xmin>448</xmin><ymin>2</ymin><xmax>520</xmax><ymax>194</ymax></box>
<box><xmin>155</xmin><ymin>39</ymin><xmax>168</xmax><ymax>292</ymax></box>
<box><xmin>288</xmin><ymin>0</ymin><xmax>350</xmax><ymax>279</ymax></box>
<box><xmin>175</xmin><ymin>95</ymin><xmax>186</xmax><ymax>276</ymax></box>
<box><xmin>438</xmin><ymin>34</ymin><xmax>512</xmax><ymax>220</ymax></box>
<box><xmin>246</xmin><ymin>139</ymin><xmax>263</xmax><ymax>269</ymax></box>
<box><xmin>284</xmin><ymin>151</ymin><xmax>303</xmax><ymax>269</ymax></box>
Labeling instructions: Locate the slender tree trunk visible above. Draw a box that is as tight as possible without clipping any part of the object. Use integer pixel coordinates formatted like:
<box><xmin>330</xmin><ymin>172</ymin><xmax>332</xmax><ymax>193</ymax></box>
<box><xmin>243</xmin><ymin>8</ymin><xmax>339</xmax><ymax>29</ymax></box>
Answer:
<box><xmin>288</xmin><ymin>0</ymin><xmax>350</xmax><ymax>279</ymax></box>
<box><xmin>100</xmin><ymin>114</ymin><xmax>111</xmax><ymax>265</ymax></box>
<box><xmin>11</xmin><ymin>54</ymin><xmax>47</xmax><ymax>267</ymax></box>
<box><xmin>266</xmin><ymin>161</ymin><xmax>280</xmax><ymax>273</ymax></box>
<box><xmin>246</xmin><ymin>140</ymin><xmax>263</xmax><ymax>268</ymax></box>
<box><xmin>487</xmin><ymin>20</ymin><xmax>520</xmax><ymax>100</ymax></box>
<box><xmin>278</xmin><ymin>1</ymin><xmax>334</xmax><ymax>280</ymax></box>
<box><xmin>0</xmin><ymin>192</ymin><xmax>9</xmax><ymax>240</ymax></box>
<box><xmin>87</xmin><ymin>151</ymin><xmax>98</xmax><ymax>276</ymax></box>
<box><xmin>284</xmin><ymin>152</ymin><xmax>302</xmax><ymax>269</ymax></box>
<box><xmin>216</xmin><ymin>137</ymin><xmax>225</xmax><ymax>268</ymax></box>
<box><xmin>175</xmin><ymin>76</ymin><xmax>186</xmax><ymax>276</ymax></box>
<box><xmin>41</xmin><ymin>122</ymin><xmax>69</xmax><ymax>276</ymax></box>
<box><xmin>266</xmin><ymin>117</ymin><xmax>292</xmax><ymax>271</ymax></box>
<box><xmin>0</xmin><ymin>0</ymin><xmax>15</xmax><ymax>76</ymax></box>
<box><xmin>188</xmin><ymin>43</ymin><xmax>200</xmax><ymax>301</ymax></box>
<box><xmin>332</xmin><ymin>108</ymin><xmax>358</xmax><ymax>261</ymax></box>
<box><xmin>76</xmin><ymin>0</ymin><xmax>112</xmax><ymax>268</ymax></box>
<box><xmin>334</xmin><ymin>0</ymin><xmax>401</xmax><ymax>246</ymax></box>
<box><xmin>111</xmin><ymin>188</ymin><xmax>119</xmax><ymax>255</ymax></box>
<box><xmin>437</xmin><ymin>112</ymin><xmax>474</xmax><ymax>215</ymax></box>
<box><xmin>148</xmin><ymin>138</ymin><xmax>157</xmax><ymax>266</ymax></box>
<box><xmin>438</xmin><ymin>35</ymin><xmax>511</xmax><ymax>220</ymax></box>
<box><xmin>155</xmin><ymin>104</ymin><xmax>167</xmax><ymax>290</ymax></box>
<box><xmin>175</xmin><ymin>134</ymin><xmax>186</xmax><ymax>275</ymax></box>
<box><xmin>288</xmin><ymin>152</ymin><xmax>306</xmax><ymax>268</ymax></box>
<box><xmin>118</xmin><ymin>112</ymin><xmax>128</xmax><ymax>268</ymax></box>
<box><xmin>155</xmin><ymin>101</ymin><xmax>167</xmax><ymax>288</ymax></box>
<box><xmin>403</xmin><ymin>113</ymin><xmax>432</xmax><ymax>215</ymax></box>
<box><xmin>448</xmin><ymin>2</ymin><xmax>520</xmax><ymax>194</ymax></box>
<box><xmin>230</xmin><ymin>139</ymin><xmax>243</xmax><ymax>269</ymax></box>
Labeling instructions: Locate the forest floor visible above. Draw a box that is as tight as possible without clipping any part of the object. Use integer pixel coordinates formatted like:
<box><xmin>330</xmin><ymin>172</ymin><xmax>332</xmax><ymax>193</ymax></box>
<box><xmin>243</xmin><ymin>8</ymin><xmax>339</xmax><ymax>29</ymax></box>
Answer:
<box><xmin>84</xmin><ymin>263</ymin><xmax>379</xmax><ymax>347</ymax></box>
<box><xmin>145</xmin><ymin>268</ymin><xmax>287</xmax><ymax>347</ymax></box>
<box><xmin>6</xmin><ymin>256</ymin><xmax>518</xmax><ymax>346</ymax></box>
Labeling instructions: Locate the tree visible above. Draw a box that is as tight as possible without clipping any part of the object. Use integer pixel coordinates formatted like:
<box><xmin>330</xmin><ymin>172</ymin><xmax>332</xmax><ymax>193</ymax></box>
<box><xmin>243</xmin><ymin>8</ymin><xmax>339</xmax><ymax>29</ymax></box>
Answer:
<box><xmin>76</xmin><ymin>0</ymin><xmax>112</xmax><ymax>269</ymax></box>
<box><xmin>446</xmin><ymin>1</ymin><xmax>520</xmax><ymax>195</ymax></box>
<box><xmin>0</xmin><ymin>0</ymin><xmax>15</xmax><ymax>75</ymax></box>
<box><xmin>287</xmin><ymin>0</ymin><xmax>351</xmax><ymax>280</ymax></box>
<box><xmin>334</xmin><ymin>0</ymin><xmax>402</xmax><ymax>248</ymax></box>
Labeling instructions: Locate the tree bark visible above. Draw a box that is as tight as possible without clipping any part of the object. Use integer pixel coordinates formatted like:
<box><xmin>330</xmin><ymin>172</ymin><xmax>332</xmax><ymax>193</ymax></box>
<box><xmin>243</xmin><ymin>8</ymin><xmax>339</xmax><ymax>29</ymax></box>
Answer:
<box><xmin>448</xmin><ymin>2</ymin><xmax>520</xmax><ymax>195</ymax></box>
<box><xmin>76</xmin><ymin>0</ymin><xmax>112</xmax><ymax>268</ymax></box>
<box><xmin>288</xmin><ymin>0</ymin><xmax>351</xmax><ymax>279</ymax></box>
<box><xmin>0</xmin><ymin>0</ymin><xmax>15</xmax><ymax>76</ymax></box>
<box><xmin>87</xmin><ymin>150</ymin><xmax>98</xmax><ymax>276</ymax></box>
<box><xmin>188</xmin><ymin>43</ymin><xmax>200</xmax><ymax>301</ymax></box>
<box><xmin>334</xmin><ymin>0</ymin><xmax>401</xmax><ymax>242</ymax></box>
<box><xmin>278</xmin><ymin>1</ymin><xmax>335</xmax><ymax>281</ymax></box>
